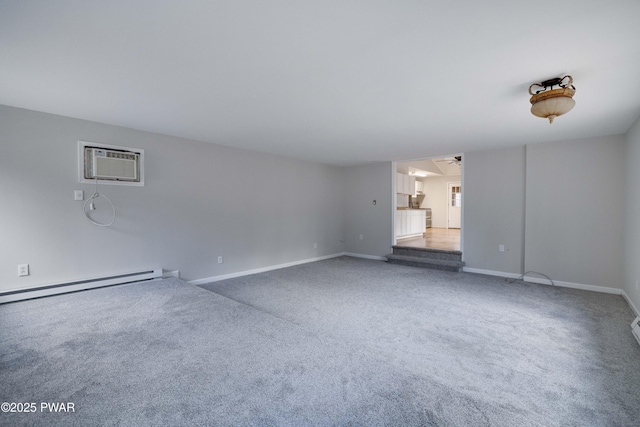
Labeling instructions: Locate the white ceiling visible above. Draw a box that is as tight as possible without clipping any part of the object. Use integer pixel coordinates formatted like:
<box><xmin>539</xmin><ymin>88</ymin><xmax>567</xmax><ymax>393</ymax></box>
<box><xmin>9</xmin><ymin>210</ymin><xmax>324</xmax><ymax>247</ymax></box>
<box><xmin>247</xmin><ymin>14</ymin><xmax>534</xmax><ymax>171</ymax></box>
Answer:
<box><xmin>403</xmin><ymin>157</ymin><xmax>461</xmax><ymax>178</ymax></box>
<box><xmin>2</xmin><ymin>1</ymin><xmax>640</xmax><ymax>166</ymax></box>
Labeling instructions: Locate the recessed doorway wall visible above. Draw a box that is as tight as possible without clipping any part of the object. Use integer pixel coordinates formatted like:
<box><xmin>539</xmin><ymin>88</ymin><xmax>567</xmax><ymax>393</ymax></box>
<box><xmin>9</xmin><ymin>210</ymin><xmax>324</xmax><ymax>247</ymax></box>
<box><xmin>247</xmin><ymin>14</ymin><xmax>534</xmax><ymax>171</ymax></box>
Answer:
<box><xmin>394</xmin><ymin>155</ymin><xmax>462</xmax><ymax>251</ymax></box>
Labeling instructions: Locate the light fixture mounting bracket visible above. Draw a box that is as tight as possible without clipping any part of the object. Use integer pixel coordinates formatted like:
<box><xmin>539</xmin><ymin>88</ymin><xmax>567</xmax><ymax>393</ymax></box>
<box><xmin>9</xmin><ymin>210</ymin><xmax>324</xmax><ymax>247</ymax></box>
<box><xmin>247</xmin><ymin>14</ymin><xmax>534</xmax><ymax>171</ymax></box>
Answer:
<box><xmin>529</xmin><ymin>75</ymin><xmax>575</xmax><ymax>95</ymax></box>
<box><xmin>540</xmin><ymin>77</ymin><xmax>563</xmax><ymax>87</ymax></box>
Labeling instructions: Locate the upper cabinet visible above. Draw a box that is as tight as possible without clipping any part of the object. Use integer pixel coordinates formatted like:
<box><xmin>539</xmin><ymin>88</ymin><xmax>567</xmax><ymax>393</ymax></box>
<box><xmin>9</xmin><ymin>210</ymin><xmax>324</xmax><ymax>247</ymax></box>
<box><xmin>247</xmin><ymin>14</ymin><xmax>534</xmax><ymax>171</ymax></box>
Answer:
<box><xmin>415</xmin><ymin>180</ymin><xmax>424</xmax><ymax>195</ymax></box>
<box><xmin>396</xmin><ymin>173</ymin><xmax>415</xmax><ymax>195</ymax></box>
<box><xmin>396</xmin><ymin>173</ymin><xmax>404</xmax><ymax>194</ymax></box>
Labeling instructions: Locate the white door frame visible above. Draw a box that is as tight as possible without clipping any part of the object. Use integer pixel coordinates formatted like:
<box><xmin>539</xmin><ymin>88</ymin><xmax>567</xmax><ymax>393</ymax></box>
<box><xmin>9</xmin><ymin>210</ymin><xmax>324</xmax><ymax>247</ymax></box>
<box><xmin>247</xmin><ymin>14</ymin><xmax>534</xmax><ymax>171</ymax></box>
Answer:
<box><xmin>392</xmin><ymin>156</ymin><xmax>465</xmax><ymax>257</ymax></box>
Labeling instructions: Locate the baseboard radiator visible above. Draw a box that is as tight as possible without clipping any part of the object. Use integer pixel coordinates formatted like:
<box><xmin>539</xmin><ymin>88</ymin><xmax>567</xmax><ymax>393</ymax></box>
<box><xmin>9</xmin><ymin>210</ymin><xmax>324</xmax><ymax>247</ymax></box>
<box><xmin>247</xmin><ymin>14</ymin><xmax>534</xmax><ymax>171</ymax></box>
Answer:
<box><xmin>632</xmin><ymin>317</ymin><xmax>640</xmax><ymax>347</ymax></box>
<box><xmin>0</xmin><ymin>268</ymin><xmax>163</xmax><ymax>304</ymax></box>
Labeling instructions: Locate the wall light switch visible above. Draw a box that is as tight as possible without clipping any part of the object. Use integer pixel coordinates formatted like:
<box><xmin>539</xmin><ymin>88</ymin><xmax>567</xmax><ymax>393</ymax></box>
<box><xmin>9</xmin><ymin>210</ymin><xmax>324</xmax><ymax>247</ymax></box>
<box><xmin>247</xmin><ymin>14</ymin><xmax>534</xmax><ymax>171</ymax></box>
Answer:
<box><xmin>499</xmin><ymin>245</ymin><xmax>505</xmax><ymax>252</ymax></box>
<box><xmin>18</xmin><ymin>264</ymin><xmax>29</xmax><ymax>277</ymax></box>
<box><xmin>74</xmin><ymin>190</ymin><xmax>83</xmax><ymax>201</ymax></box>
<box><xmin>217</xmin><ymin>256</ymin><xmax>223</xmax><ymax>264</ymax></box>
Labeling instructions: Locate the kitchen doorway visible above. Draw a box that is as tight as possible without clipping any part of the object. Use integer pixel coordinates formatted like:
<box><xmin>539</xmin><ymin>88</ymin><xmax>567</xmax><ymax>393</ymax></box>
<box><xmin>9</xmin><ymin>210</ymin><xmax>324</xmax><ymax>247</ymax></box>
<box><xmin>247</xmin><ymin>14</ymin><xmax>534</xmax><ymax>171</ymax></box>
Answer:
<box><xmin>395</xmin><ymin>155</ymin><xmax>462</xmax><ymax>252</ymax></box>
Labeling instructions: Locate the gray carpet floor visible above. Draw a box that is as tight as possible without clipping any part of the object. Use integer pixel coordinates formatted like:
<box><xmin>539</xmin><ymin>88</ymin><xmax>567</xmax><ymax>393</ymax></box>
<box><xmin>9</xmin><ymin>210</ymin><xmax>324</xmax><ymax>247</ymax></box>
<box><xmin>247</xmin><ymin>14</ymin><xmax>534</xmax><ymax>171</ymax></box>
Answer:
<box><xmin>1</xmin><ymin>256</ymin><xmax>639</xmax><ymax>426</ymax></box>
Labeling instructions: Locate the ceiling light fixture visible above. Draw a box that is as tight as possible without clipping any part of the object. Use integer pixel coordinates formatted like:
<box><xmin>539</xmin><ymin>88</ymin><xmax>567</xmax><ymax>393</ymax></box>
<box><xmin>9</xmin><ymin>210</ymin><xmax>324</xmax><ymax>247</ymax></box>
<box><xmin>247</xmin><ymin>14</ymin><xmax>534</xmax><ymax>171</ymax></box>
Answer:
<box><xmin>529</xmin><ymin>75</ymin><xmax>576</xmax><ymax>124</ymax></box>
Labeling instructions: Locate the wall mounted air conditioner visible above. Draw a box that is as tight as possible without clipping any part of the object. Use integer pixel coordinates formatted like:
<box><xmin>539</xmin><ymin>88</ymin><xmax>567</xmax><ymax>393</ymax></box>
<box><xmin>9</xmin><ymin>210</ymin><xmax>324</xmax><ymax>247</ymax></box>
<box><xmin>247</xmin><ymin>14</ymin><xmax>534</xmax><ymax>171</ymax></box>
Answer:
<box><xmin>79</xmin><ymin>141</ymin><xmax>144</xmax><ymax>186</ymax></box>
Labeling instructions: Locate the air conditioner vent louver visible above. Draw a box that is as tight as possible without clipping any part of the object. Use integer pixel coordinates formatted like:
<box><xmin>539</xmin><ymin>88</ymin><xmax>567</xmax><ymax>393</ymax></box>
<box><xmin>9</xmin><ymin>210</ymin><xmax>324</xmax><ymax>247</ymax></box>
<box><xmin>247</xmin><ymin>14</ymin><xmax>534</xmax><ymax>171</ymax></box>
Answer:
<box><xmin>79</xmin><ymin>142</ymin><xmax>144</xmax><ymax>186</ymax></box>
<box><xmin>105</xmin><ymin>151</ymin><xmax>137</xmax><ymax>161</ymax></box>
<box><xmin>86</xmin><ymin>148</ymin><xmax>139</xmax><ymax>181</ymax></box>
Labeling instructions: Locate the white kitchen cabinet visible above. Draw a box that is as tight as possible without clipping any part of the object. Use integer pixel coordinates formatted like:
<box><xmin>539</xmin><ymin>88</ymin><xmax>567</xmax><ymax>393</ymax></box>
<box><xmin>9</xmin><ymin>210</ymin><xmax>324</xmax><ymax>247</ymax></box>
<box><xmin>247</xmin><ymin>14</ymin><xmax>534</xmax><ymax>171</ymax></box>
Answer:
<box><xmin>396</xmin><ymin>173</ymin><xmax>414</xmax><ymax>195</ymax></box>
<box><xmin>415</xmin><ymin>180</ymin><xmax>424</xmax><ymax>195</ymax></box>
<box><xmin>402</xmin><ymin>174</ymin><xmax>410</xmax><ymax>194</ymax></box>
<box><xmin>395</xmin><ymin>210</ymin><xmax>409</xmax><ymax>236</ymax></box>
<box><xmin>401</xmin><ymin>211</ymin><xmax>408</xmax><ymax>235</ymax></box>
<box><xmin>410</xmin><ymin>210</ymin><xmax>425</xmax><ymax>234</ymax></box>
<box><xmin>396</xmin><ymin>209</ymin><xmax>426</xmax><ymax>237</ymax></box>
<box><xmin>418</xmin><ymin>210</ymin><xmax>426</xmax><ymax>233</ymax></box>
<box><xmin>396</xmin><ymin>173</ymin><xmax>406</xmax><ymax>194</ymax></box>
<box><xmin>395</xmin><ymin>211</ymin><xmax>402</xmax><ymax>236</ymax></box>
<box><xmin>408</xmin><ymin>176</ymin><xmax>416</xmax><ymax>195</ymax></box>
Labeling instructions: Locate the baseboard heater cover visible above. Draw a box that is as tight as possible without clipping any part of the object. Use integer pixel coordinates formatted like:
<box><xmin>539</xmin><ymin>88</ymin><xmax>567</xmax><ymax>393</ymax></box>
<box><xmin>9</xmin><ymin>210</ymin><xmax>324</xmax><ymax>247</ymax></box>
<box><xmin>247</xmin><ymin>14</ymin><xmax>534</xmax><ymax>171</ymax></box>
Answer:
<box><xmin>0</xmin><ymin>268</ymin><xmax>162</xmax><ymax>304</ymax></box>
<box><xmin>632</xmin><ymin>317</ymin><xmax>640</xmax><ymax>347</ymax></box>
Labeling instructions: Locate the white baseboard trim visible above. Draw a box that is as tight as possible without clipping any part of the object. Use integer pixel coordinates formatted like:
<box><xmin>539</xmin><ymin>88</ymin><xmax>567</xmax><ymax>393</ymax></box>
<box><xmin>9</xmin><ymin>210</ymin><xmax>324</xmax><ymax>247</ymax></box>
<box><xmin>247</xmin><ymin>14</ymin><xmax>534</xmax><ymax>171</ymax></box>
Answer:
<box><xmin>189</xmin><ymin>253</ymin><xmax>345</xmax><ymax>285</ymax></box>
<box><xmin>524</xmin><ymin>276</ymin><xmax>622</xmax><ymax>295</ymax></box>
<box><xmin>462</xmin><ymin>267</ymin><xmax>522</xmax><ymax>280</ymax></box>
<box><xmin>622</xmin><ymin>291</ymin><xmax>640</xmax><ymax>317</ymax></box>
<box><xmin>343</xmin><ymin>252</ymin><xmax>387</xmax><ymax>261</ymax></box>
<box><xmin>396</xmin><ymin>234</ymin><xmax>424</xmax><ymax>241</ymax></box>
<box><xmin>189</xmin><ymin>252</ymin><xmax>389</xmax><ymax>285</ymax></box>
<box><xmin>463</xmin><ymin>267</ymin><xmax>622</xmax><ymax>295</ymax></box>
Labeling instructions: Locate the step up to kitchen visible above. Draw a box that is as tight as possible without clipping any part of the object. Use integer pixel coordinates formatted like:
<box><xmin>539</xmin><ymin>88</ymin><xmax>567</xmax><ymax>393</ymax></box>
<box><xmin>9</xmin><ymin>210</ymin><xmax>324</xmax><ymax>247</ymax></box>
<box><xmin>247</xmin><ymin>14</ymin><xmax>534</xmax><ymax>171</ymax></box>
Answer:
<box><xmin>386</xmin><ymin>246</ymin><xmax>464</xmax><ymax>272</ymax></box>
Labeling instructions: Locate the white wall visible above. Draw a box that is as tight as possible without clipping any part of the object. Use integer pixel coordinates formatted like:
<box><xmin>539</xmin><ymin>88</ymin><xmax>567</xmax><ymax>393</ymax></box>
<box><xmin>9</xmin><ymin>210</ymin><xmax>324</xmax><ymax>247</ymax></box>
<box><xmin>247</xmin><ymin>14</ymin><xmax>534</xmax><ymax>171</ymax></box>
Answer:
<box><xmin>463</xmin><ymin>146</ymin><xmax>526</xmax><ymax>274</ymax></box>
<box><xmin>463</xmin><ymin>137</ymin><xmax>627</xmax><ymax>293</ymax></box>
<box><xmin>624</xmin><ymin>116</ymin><xmax>640</xmax><ymax>314</ymax></box>
<box><xmin>420</xmin><ymin>175</ymin><xmax>461</xmax><ymax>228</ymax></box>
<box><xmin>3</xmin><ymin>103</ymin><xmax>636</xmax><ymax>306</ymax></box>
<box><xmin>525</xmin><ymin>136</ymin><xmax>625</xmax><ymax>290</ymax></box>
<box><xmin>344</xmin><ymin>162</ymin><xmax>393</xmax><ymax>258</ymax></box>
<box><xmin>0</xmin><ymin>105</ymin><xmax>345</xmax><ymax>291</ymax></box>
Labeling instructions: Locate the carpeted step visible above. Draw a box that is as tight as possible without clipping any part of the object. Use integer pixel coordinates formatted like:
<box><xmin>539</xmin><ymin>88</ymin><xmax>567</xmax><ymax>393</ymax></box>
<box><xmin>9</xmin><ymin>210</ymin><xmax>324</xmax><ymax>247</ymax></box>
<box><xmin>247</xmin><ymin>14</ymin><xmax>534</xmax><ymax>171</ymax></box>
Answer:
<box><xmin>385</xmin><ymin>253</ymin><xmax>465</xmax><ymax>272</ymax></box>
<box><xmin>391</xmin><ymin>246</ymin><xmax>462</xmax><ymax>261</ymax></box>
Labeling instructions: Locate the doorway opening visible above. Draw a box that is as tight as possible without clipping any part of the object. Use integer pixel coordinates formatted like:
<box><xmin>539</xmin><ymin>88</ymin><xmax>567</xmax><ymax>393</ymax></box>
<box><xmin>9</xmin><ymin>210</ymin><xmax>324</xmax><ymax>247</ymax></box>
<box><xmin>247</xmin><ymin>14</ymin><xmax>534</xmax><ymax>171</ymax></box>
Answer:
<box><xmin>394</xmin><ymin>155</ymin><xmax>462</xmax><ymax>252</ymax></box>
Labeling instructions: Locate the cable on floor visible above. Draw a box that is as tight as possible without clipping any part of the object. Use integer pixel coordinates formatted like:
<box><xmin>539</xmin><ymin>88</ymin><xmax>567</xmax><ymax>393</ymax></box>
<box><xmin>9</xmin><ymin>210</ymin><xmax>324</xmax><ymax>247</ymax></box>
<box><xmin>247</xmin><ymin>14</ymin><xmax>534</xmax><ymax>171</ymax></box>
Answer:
<box><xmin>505</xmin><ymin>271</ymin><xmax>555</xmax><ymax>287</ymax></box>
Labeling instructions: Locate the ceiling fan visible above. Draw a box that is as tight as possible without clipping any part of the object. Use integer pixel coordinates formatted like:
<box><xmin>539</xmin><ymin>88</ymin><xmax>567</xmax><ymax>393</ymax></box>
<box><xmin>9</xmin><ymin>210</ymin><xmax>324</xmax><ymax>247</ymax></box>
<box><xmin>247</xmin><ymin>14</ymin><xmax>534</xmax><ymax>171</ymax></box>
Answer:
<box><xmin>434</xmin><ymin>156</ymin><xmax>462</xmax><ymax>166</ymax></box>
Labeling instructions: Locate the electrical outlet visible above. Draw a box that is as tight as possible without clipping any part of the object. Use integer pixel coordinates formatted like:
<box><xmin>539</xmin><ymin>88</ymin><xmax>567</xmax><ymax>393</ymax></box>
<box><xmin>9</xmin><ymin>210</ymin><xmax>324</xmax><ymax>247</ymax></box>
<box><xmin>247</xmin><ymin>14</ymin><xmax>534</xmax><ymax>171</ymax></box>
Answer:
<box><xmin>18</xmin><ymin>264</ymin><xmax>29</xmax><ymax>277</ymax></box>
<box><xmin>359</xmin><ymin>234</ymin><xmax>363</xmax><ymax>240</ymax></box>
<box><xmin>74</xmin><ymin>190</ymin><xmax>84</xmax><ymax>201</ymax></box>
<box><xmin>218</xmin><ymin>256</ymin><xmax>223</xmax><ymax>264</ymax></box>
<box><xmin>499</xmin><ymin>244</ymin><xmax>505</xmax><ymax>252</ymax></box>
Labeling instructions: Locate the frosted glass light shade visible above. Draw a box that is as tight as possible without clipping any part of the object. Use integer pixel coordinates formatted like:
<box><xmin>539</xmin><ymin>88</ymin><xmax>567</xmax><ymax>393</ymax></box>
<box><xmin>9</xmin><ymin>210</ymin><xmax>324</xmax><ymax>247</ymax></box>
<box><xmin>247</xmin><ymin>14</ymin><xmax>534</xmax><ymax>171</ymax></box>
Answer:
<box><xmin>529</xmin><ymin>87</ymin><xmax>576</xmax><ymax>124</ymax></box>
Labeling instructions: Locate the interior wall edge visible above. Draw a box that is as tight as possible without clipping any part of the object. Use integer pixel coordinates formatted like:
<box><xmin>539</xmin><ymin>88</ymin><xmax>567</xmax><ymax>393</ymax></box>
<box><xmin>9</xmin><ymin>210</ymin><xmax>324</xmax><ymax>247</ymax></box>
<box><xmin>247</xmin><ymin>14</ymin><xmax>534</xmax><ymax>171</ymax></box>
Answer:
<box><xmin>188</xmin><ymin>252</ymin><xmax>346</xmax><ymax>286</ymax></box>
<box><xmin>622</xmin><ymin>291</ymin><xmax>640</xmax><ymax>317</ymax></box>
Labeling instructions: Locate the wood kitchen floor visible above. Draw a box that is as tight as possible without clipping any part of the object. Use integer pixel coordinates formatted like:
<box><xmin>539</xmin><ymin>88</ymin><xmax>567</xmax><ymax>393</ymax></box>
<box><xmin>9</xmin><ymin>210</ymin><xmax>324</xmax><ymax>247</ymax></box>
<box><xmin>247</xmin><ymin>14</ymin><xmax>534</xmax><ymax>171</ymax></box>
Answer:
<box><xmin>396</xmin><ymin>228</ymin><xmax>461</xmax><ymax>251</ymax></box>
